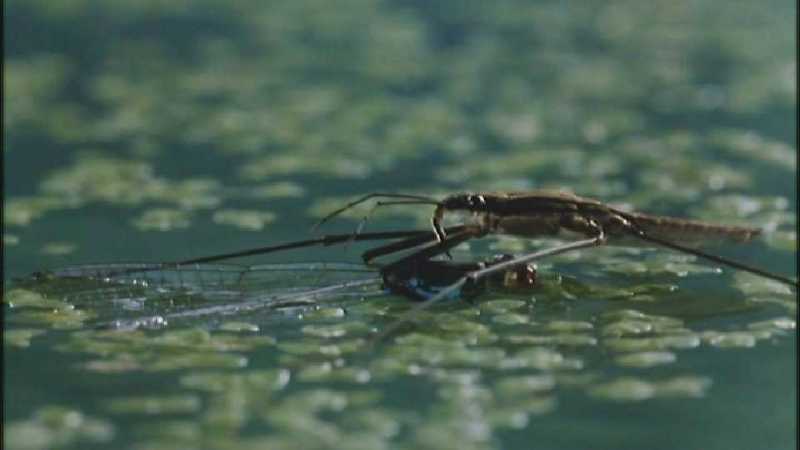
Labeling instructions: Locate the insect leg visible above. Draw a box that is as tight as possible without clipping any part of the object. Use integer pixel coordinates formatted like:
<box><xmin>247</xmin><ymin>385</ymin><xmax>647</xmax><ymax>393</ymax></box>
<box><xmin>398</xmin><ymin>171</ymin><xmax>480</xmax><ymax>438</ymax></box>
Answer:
<box><xmin>632</xmin><ymin>230</ymin><xmax>798</xmax><ymax>287</ymax></box>
<box><xmin>312</xmin><ymin>193</ymin><xmax>439</xmax><ymax>231</ymax></box>
<box><xmin>348</xmin><ymin>199</ymin><xmax>445</xmax><ymax>249</ymax></box>
<box><xmin>173</xmin><ymin>229</ymin><xmax>435</xmax><ymax>266</ymax></box>
<box><xmin>379</xmin><ymin>226</ymin><xmax>486</xmax><ymax>272</ymax></box>
<box><xmin>361</xmin><ymin>225</ymin><xmax>469</xmax><ymax>264</ymax></box>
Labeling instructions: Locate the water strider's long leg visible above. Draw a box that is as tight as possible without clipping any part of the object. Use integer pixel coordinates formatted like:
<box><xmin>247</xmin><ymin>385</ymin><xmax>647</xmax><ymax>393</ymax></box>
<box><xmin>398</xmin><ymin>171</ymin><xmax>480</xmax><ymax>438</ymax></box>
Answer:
<box><xmin>354</xmin><ymin>199</ymin><xmax>438</xmax><ymax>237</ymax></box>
<box><xmin>378</xmin><ymin>226</ymin><xmax>485</xmax><ymax>272</ymax></box>
<box><xmin>360</xmin><ymin>232</ymin><xmax>443</xmax><ymax>264</ymax></box>
<box><xmin>376</xmin><ymin>229</ymin><xmax>483</xmax><ymax>294</ymax></box>
<box><xmin>370</xmin><ymin>235</ymin><xmax>606</xmax><ymax>345</ymax></box>
<box><xmin>361</xmin><ymin>225</ymin><xmax>474</xmax><ymax>264</ymax></box>
<box><xmin>72</xmin><ymin>229</ymin><xmax>443</xmax><ymax>281</ymax></box>
<box><xmin>70</xmin><ymin>227</ymin><xmax>471</xmax><ymax>286</ymax></box>
<box><xmin>174</xmin><ymin>229</ymin><xmax>441</xmax><ymax>266</ymax></box>
<box><xmin>313</xmin><ymin>193</ymin><xmax>439</xmax><ymax>231</ymax></box>
<box><xmin>632</xmin><ymin>230</ymin><xmax>798</xmax><ymax>287</ymax></box>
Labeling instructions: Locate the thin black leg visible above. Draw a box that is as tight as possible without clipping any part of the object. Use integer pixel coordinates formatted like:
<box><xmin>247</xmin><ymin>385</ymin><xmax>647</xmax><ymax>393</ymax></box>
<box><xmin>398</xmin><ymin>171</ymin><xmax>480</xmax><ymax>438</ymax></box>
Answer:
<box><xmin>361</xmin><ymin>225</ymin><xmax>469</xmax><ymax>263</ymax></box>
<box><xmin>174</xmin><ymin>228</ymin><xmax>437</xmax><ymax>265</ymax></box>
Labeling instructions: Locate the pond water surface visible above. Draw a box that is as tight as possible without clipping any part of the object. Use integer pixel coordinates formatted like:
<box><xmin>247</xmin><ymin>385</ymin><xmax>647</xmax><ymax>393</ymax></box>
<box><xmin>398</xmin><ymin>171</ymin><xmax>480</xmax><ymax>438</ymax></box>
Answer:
<box><xmin>3</xmin><ymin>1</ymin><xmax>796</xmax><ymax>449</ymax></box>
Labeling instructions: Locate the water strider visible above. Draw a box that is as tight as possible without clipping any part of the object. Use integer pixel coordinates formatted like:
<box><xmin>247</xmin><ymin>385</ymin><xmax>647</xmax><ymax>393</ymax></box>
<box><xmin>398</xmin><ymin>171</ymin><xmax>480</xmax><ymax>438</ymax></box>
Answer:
<box><xmin>317</xmin><ymin>190</ymin><xmax>796</xmax><ymax>286</ymax></box>
<box><xmin>315</xmin><ymin>190</ymin><xmax>797</xmax><ymax>342</ymax></box>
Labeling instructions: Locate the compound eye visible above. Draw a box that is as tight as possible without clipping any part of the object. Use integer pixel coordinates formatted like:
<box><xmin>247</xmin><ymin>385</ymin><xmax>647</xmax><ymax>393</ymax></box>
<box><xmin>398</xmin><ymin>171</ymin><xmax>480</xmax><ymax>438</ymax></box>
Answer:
<box><xmin>467</xmin><ymin>195</ymin><xmax>486</xmax><ymax>208</ymax></box>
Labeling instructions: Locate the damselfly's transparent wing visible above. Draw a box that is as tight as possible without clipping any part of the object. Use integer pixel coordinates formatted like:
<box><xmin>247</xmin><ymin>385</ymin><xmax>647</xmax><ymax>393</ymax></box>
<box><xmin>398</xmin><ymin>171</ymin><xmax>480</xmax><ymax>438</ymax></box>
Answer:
<box><xmin>11</xmin><ymin>262</ymin><xmax>385</xmax><ymax>330</ymax></box>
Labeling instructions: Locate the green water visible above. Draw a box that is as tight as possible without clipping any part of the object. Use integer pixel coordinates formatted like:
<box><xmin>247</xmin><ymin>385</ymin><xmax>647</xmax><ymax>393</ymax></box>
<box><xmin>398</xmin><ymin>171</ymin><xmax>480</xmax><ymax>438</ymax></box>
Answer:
<box><xmin>3</xmin><ymin>1</ymin><xmax>796</xmax><ymax>449</ymax></box>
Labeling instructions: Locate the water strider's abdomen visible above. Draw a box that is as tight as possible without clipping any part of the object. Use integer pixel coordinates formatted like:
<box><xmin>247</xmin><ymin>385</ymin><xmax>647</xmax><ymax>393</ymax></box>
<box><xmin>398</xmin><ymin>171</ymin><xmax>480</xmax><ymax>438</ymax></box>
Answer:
<box><xmin>481</xmin><ymin>209</ymin><xmax>761</xmax><ymax>248</ymax></box>
<box><xmin>616</xmin><ymin>212</ymin><xmax>761</xmax><ymax>247</ymax></box>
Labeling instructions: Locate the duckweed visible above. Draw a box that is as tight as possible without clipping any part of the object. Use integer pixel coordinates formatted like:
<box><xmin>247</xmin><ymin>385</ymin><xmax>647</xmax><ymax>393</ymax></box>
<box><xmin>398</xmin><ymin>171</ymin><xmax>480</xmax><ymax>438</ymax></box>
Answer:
<box><xmin>506</xmin><ymin>334</ymin><xmax>598</xmax><ymax>347</ymax></box>
<box><xmin>107</xmin><ymin>395</ymin><xmax>202</xmax><ymax>415</ymax></box>
<box><xmin>5</xmin><ymin>197</ymin><xmax>67</xmax><ymax>227</ymax></box>
<box><xmin>4</xmin><ymin>289</ymin><xmax>69</xmax><ymax>309</ymax></box>
<box><xmin>479</xmin><ymin>299</ymin><xmax>530</xmax><ymax>314</ymax></box>
<box><xmin>180</xmin><ymin>370</ymin><xmax>291</xmax><ymax>393</ymax></box>
<box><xmin>301</xmin><ymin>307</ymin><xmax>348</xmax><ymax>320</ymax></box>
<box><xmin>494</xmin><ymin>375</ymin><xmax>557</xmax><ymax>396</ymax></box>
<box><xmin>656</xmin><ymin>376</ymin><xmax>713</xmax><ymax>398</ymax></box>
<box><xmin>4</xmin><ymin>406</ymin><xmax>114</xmax><ymax>450</ymax></box>
<box><xmin>601</xmin><ymin>320</ymin><xmax>655</xmax><ymax>337</ymax></box>
<box><xmin>212</xmin><ymin>209</ymin><xmax>276</xmax><ymax>231</ymax></box>
<box><xmin>132</xmin><ymin>208</ymin><xmax>193</xmax><ymax>231</ymax></box>
<box><xmin>297</xmin><ymin>364</ymin><xmax>372</xmax><ymax>384</ymax></box>
<box><xmin>615</xmin><ymin>351</ymin><xmax>677</xmax><ymax>368</ymax></box>
<box><xmin>10</xmin><ymin>307</ymin><xmax>95</xmax><ymax>330</ymax></box>
<box><xmin>148</xmin><ymin>353</ymin><xmax>248</xmax><ymax>371</ymax></box>
<box><xmin>218</xmin><ymin>322</ymin><xmax>260</xmax><ymax>332</ymax></box>
<box><xmin>544</xmin><ymin>320</ymin><xmax>594</xmax><ymax>332</ymax></box>
<box><xmin>588</xmin><ymin>377</ymin><xmax>657</xmax><ymax>401</ymax></box>
<box><xmin>300</xmin><ymin>324</ymin><xmax>350</xmax><ymax>338</ymax></box>
<box><xmin>490</xmin><ymin>313</ymin><xmax>531</xmax><ymax>325</ymax></box>
<box><xmin>763</xmin><ymin>230</ymin><xmax>797</xmax><ymax>252</ymax></box>
<box><xmin>701</xmin><ymin>331</ymin><xmax>757</xmax><ymax>348</ymax></box>
<box><xmin>3</xmin><ymin>328</ymin><xmax>45</xmax><ymax>348</ymax></box>
<box><xmin>603</xmin><ymin>334</ymin><xmax>702</xmax><ymax>353</ymax></box>
<box><xmin>248</xmin><ymin>182</ymin><xmax>306</xmax><ymax>199</ymax></box>
<box><xmin>506</xmin><ymin>348</ymin><xmax>583</xmax><ymax>371</ymax></box>
<box><xmin>747</xmin><ymin>317</ymin><xmax>795</xmax><ymax>332</ymax></box>
<box><xmin>39</xmin><ymin>156</ymin><xmax>163</xmax><ymax>205</ymax></box>
<box><xmin>40</xmin><ymin>242</ymin><xmax>77</xmax><ymax>256</ymax></box>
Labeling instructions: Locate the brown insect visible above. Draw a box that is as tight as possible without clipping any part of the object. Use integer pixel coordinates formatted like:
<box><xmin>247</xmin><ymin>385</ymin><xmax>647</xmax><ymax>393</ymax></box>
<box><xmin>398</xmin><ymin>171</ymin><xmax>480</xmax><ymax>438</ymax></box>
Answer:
<box><xmin>317</xmin><ymin>190</ymin><xmax>790</xmax><ymax>283</ymax></box>
<box><xmin>313</xmin><ymin>190</ymin><xmax>795</xmax><ymax>341</ymax></box>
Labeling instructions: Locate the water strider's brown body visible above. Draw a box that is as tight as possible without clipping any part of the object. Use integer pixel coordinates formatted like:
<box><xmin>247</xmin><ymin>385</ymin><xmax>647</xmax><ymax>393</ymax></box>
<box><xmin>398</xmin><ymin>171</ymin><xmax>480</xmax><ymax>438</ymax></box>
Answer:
<box><xmin>368</xmin><ymin>190</ymin><xmax>791</xmax><ymax>341</ymax></box>
<box><xmin>434</xmin><ymin>191</ymin><xmax>760</xmax><ymax>247</ymax></box>
<box><xmin>312</xmin><ymin>189</ymin><xmax>792</xmax><ymax>287</ymax></box>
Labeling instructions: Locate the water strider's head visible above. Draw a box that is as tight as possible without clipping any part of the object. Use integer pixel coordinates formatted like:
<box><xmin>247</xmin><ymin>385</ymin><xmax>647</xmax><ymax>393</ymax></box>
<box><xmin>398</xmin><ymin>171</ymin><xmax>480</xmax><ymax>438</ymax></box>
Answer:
<box><xmin>432</xmin><ymin>193</ymin><xmax>500</xmax><ymax>239</ymax></box>
<box><xmin>439</xmin><ymin>193</ymin><xmax>496</xmax><ymax>213</ymax></box>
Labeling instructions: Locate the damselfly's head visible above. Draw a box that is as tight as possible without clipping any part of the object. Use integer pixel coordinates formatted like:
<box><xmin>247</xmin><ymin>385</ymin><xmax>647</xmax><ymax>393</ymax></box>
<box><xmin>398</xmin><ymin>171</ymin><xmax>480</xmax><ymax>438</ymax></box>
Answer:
<box><xmin>483</xmin><ymin>254</ymin><xmax>537</xmax><ymax>289</ymax></box>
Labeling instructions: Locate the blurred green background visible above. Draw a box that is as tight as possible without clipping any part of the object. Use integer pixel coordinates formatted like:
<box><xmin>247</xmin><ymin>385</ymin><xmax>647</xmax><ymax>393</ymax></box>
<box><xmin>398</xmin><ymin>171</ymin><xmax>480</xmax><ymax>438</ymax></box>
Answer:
<box><xmin>3</xmin><ymin>1</ymin><xmax>796</xmax><ymax>449</ymax></box>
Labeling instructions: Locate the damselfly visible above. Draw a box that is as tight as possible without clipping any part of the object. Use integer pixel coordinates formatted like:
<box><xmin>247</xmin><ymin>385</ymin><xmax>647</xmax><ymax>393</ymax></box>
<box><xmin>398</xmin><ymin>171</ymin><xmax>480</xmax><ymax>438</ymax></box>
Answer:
<box><xmin>14</xmin><ymin>252</ymin><xmax>537</xmax><ymax>331</ymax></box>
<box><xmin>9</xmin><ymin>227</ymin><xmax>471</xmax><ymax>330</ymax></box>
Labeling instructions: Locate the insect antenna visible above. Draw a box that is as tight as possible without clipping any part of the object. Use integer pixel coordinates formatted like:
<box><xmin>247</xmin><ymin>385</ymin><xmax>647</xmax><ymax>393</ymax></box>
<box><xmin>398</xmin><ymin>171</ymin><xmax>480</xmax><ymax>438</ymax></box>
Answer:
<box><xmin>312</xmin><ymin>193</ymin><xmax>439</xmax><ymax>232</ymax></box>
<box><xmin>631</xmin><ymin>230</ymin><xmax>798</xmax><ymax>287</ymax></box>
